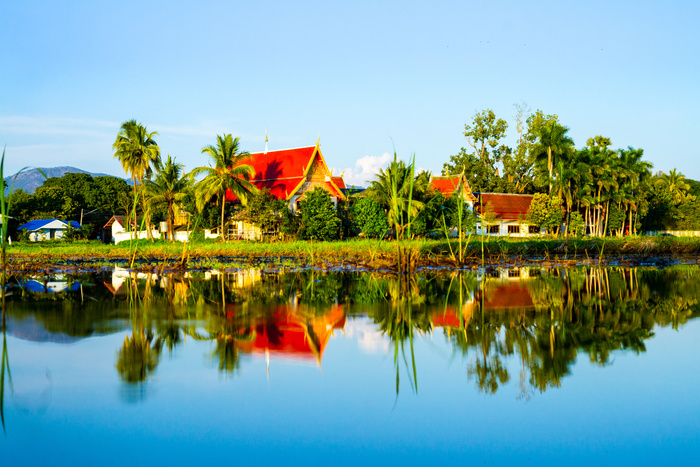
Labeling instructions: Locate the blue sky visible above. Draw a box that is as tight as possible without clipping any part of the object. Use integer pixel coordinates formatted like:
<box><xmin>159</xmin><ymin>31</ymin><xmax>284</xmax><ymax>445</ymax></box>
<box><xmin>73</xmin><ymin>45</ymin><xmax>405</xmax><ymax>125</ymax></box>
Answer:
<box><xmin>1</xmin><ymin>0</ymin><xmax>698</xmax><ymax>186</ymax></box>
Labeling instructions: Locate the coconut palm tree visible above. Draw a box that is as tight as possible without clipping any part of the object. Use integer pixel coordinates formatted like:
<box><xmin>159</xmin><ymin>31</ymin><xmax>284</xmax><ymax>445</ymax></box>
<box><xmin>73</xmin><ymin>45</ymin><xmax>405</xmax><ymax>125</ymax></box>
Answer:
<box><xmin>144</xmin><ymin>155</ymin><xmax>193</xmax><ymax>242</ymax></box>
<box><xmin>113</xmin><ymin>120</ymin><xmax>162</xmax><ymax>239</ymax></box>
<box><xmin>113</xmin><ymin>119</ymin><xmax>162</xmax><ymax>196</ymax></box>
<box><xmin>192</xmin><ymin>134</ymin><xmax>257</xmax><ymax>241</ymax></box>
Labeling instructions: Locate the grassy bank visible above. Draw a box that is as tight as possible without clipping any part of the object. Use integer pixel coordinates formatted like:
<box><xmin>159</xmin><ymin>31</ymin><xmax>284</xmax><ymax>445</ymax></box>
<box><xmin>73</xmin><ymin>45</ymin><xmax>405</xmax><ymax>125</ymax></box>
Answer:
<box><xmin>4</xmin><ymin>235</ymin><xmax>700</xmax><ymax>269</ymax></box>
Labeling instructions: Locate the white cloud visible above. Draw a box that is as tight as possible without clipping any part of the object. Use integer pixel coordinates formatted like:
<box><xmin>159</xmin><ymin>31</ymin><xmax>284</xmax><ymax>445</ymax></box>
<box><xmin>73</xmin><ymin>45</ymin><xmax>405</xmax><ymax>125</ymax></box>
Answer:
<box><xmin>333</xmin><ymin>152</ymin><xmax>393</xmax><ymax>188</ymax></box>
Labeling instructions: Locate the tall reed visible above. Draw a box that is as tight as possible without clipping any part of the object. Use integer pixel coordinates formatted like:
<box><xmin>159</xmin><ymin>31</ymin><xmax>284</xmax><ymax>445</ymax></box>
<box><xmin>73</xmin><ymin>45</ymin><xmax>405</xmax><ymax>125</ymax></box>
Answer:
<box><xmin>0</xmin><ymin>147</ymin><xmax>27</xmax><ymax>434</ymax></box>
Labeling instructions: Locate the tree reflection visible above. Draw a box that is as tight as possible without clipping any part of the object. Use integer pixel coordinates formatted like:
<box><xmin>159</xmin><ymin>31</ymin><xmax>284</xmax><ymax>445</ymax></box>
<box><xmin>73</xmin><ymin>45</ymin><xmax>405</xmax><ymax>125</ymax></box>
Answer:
<box><xmin>4</xmin><ymin>264</ymin><xmax>700</xmax><ymax>399</ymax></box>
<box><xmin>116</xmin><ymin>329</ymin><xmax>161</xmax><ymax>383</ymax></box>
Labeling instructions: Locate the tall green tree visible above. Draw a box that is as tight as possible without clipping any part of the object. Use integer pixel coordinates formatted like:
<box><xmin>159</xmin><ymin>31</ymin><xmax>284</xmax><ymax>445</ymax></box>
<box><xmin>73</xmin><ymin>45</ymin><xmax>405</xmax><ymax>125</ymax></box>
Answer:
<box><xmin>529</xmin><ymin>111</ymin><xmax>574</xmax><ymax>192</ymax></box>
<box><xmin>192</xmin><ymin>134</ymin><xmax>257</xmax><ymax>241</ymax></box>
<box><xmin>462</xmin><ymin>109</ymin><xmax>508</xmax><ymax>173</ymax></box>
<box><xmin>113</xmin><ymin>119</ymin><xmax>161</xmax><ymax>239</ymax></box>
<box><xmin>113</xmin><ymin>119</ymin><xmax>161</xmax><ymax>196</ymax></box>
<box><xmin>443</xmin><ymin>109</ymin><xmax>509</xmax><ymax>192</ymax></box>
<box><xmin>144</xmin><ymin>155</ymin><xmax>193</xmax><ymax>242</ymax></box>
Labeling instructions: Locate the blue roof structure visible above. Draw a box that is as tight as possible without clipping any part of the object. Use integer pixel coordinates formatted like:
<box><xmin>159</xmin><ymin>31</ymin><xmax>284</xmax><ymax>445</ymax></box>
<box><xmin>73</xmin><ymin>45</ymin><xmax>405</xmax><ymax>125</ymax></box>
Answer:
<box><xmin>17</xmin><ymin>219</ymin><xmax>81</xmax><ymax>231</ymax></box>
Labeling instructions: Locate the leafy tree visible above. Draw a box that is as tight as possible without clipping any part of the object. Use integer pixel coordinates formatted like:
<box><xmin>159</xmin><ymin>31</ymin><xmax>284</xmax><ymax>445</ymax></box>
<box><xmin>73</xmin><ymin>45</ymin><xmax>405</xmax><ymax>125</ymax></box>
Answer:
<box><xmin>462</xmin><ymin>109</ymin><xmax>508</xmax><ymax>173</ymax></box>
<box><xmin>91</xmin><ymin>176</ymin><xmax>132</xmax><ymax>215</ymax></box>
<box><xmin>443</xmin><ymin>109</ymin><xmax>510</xmax><ymax>193</ymax></box>
<box><xmin>240</xmin><ymin>188</ymin><xmax>290</xmax><ymax>239</ymax></box>
<box><xmin>442</xmin><ymin>152</ymin><xmax>502</xmax><ymax>193</ymax></box>
<box><xmin>527</xmin><ymin>193</ymin><xmax>564</xmax><ymax>235</ymax></box>
<box><xmin>298</xmin><ymin>188</ymin><xmax>341</xmax><ymax>241</ymax></box>
<box><xmin>606</xmin><ymin>203</ymin><xmax>626</xmax><ymax>235</ymax></box>
<box><xmin>351</xmin><ymin>196</ymin><xmax>389</xmax><ymax>238</ymax></box>
<box><xmin>192</xmin><ymin>134</ymin><xmax>257</xmax><ymax>241</ymax></box>
<box><xmin>144</xmin><ymin>155</ymin><xmax>193</xmax><ymax>241</ymax></box>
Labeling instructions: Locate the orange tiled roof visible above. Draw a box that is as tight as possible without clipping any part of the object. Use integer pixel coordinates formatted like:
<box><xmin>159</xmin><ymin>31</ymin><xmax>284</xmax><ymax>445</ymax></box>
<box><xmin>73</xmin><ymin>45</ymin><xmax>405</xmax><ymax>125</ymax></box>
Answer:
<box><xmin>476</xmin><ymin>193</ymin><xmax>534</xmax><ymax>220</ymax></box>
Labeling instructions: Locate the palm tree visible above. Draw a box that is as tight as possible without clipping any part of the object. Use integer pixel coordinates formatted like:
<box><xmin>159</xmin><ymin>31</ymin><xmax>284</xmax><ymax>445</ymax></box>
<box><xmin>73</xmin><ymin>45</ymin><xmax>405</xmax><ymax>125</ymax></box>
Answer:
<box><xmin>549</xmin><ymin>161</ymin><xmax>577</xmax><ymax>235</ymax></box>
<box><xmin>656</xmin><ymin>168</ymin><xmax>690</xmax><ymax>204</ymax></box>
<box><xmin>144</xmin><ymin>155</ymin><xmax>193</xmax><ymax>242</ymax></box>
<box><xmin>531</xmin><ymin>121</ymin><xmax>574</xmax><ymax>192</ymax></box>
<box><xmin>192</xmin><ymin>134</ymin><xmax>257</xmax><ymax>241</ymax></box>
<box><xmin>113</xmin><ymin>120</ymin><xmax>162</xmax><ymax>239</ymax></box>
<box><xmin>366</xmin><ymin>154</ymin><xmax>427</xmax><ymax>239</ymax></box>
<box><xmin>113</xmin><ymin>119</ymin><xmax>162</xmax><ymax>197</ymax></box>
<box><xmin>618</xmin><ymin>148</ymin><xmax>652</xmax><ymax>235</ymax></box>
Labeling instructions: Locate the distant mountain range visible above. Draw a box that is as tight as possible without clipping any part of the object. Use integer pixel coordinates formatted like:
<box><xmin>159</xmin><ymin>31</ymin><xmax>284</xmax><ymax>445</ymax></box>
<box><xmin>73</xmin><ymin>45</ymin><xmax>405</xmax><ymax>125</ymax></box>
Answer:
<box><xmin>4</xmin><ymin>166</ymin><xmax>131</xmax><ymax>194</ymax></box>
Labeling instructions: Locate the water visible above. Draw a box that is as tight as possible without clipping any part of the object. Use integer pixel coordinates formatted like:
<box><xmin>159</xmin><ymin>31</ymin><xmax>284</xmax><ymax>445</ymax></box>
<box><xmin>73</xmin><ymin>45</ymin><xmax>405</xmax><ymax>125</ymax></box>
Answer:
<box><xmin>1</xmin><ymin>265</ymin><xmax>700</xmax><ymax>465</ymax></box>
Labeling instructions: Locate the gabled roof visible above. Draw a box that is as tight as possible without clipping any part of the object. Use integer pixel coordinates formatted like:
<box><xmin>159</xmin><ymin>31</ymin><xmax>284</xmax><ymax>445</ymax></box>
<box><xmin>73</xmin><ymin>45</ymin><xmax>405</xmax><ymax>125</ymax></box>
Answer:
<box><xmin>429</xmin><ymin>175</ymin><xmax>477</xmax><ymax>201</ymax></box>
<box><xmin>475</xmin><ymin>193</ymin><xmax>534</xmax><ymax>220</ymax></box>
<box><xmin>18</xmin><ymin>219</ymin><xmax>81</xmax><ymax>231</ymax></box>
<box><xmin>103</xmin><ymin>215</ymin><xmax>141</xmax><ymax>229</ymax></box>
<box><xmin>228</xmin><ymin>144</ymin><xmax>345</xmax><ymax>201</ymax></box>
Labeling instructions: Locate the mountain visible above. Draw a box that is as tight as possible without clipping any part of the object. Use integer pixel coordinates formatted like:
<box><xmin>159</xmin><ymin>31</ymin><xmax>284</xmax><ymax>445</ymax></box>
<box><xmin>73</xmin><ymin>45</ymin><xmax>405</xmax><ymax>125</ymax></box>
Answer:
<box><xmin>4</xmin><ymin>166</ymin><xmax>131</xmax><ymax>194</ymax></box>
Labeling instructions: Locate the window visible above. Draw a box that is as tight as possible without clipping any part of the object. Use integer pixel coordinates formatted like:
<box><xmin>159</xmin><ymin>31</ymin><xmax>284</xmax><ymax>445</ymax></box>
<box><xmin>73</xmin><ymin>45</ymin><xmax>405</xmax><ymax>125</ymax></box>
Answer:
<box><xmin>488</xmin><ymin>225</ymin><xmax>500</xmax><ymax>234</ymax></box>
<box><xmin>507</xmin><ymin>225</ymin><xmax>520</xmax><ymax>235</ymax></box>
<box><xmin>528</xmin><ymin>225</ymin><xmax>540</xmax><ymax>234</ymax></box>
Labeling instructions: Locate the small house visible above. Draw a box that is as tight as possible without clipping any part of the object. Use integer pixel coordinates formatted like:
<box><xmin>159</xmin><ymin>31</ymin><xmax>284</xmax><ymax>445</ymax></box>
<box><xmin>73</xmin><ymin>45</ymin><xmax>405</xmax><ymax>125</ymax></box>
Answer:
<box><xmin>17</xmin><ymin>219</ymin><xmax>81</xmax><ymax>241</ymax></box>
<box><xmin>474</xmin><ymin>193</ymin><xmax>539</xmax><ymax>237</ymax></box>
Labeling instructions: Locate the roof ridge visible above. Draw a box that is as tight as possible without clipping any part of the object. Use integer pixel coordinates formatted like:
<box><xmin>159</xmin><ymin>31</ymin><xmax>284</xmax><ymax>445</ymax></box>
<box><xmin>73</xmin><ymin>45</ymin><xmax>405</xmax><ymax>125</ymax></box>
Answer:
<box><xmin>249</xmin><ymin>145</ymin><xmax>315</xmax><ymax>155</ymax></box>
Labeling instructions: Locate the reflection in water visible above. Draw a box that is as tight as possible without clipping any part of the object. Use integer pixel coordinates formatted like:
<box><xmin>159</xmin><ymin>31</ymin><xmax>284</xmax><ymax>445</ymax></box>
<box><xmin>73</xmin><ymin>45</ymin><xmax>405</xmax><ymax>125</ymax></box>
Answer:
<box><xmin>116</xmin><ymin>329</ymin><xmax>161</xmax><ymax>384</ymax></box>
<box><xmin>1</xmin><ymin>325</ymin><xmax>10</xmax><ymax>433</ymax></box>
<box><xmin>2</xmin><ymin>265</ymin><xmax>700</xmax><ymax>398</ymax></box>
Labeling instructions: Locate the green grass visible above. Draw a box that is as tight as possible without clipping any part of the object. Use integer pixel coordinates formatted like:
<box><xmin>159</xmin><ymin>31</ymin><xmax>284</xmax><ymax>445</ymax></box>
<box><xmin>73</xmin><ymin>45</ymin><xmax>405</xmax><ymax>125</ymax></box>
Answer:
<box><xmin>4</xmin><ymin>235</ymin><xmax>700</xmax><ymax>269</ymax></box>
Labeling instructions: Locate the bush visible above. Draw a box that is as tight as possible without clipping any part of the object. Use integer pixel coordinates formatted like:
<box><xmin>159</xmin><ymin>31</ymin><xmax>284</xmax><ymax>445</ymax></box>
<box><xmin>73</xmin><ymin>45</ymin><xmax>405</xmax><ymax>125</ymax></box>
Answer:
<box><xmin>527</xmin><ymin>194</ymin><xmax>564</xmax><ymax>235</ymax></box>
<box><xmin>568</xmin><ymin>212</ymin><xmax>585</xmax><ymax>237</ymax></box>
<box><xmin>298</xmin><ymin>188</ymin><xmax>341</xmax><ymax>241</ymax></box>
<box><xmin>351</xmin><ymin>197</ymin><xmax>389</xmax><ymax>238</ymax></box>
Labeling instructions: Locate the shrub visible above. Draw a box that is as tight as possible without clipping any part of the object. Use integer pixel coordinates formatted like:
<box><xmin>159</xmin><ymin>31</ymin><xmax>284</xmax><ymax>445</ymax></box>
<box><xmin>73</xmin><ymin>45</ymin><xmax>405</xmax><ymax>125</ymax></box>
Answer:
<box><xmin>298</xmin><ymin>188</ymin><xmax>341</xmax><ymax>241</ymax></box>
<box><xmin>527</xmin><ymin>193</ymin><xmax>564</xmax><ymax>235</ymax></box>
<box><xmin>568</xmin><ymin>212</ymin><xmax>585</xmax><ymax>237</ymax></box>
<box><xmin>351</xmin><ymin>197</ymin><xmax>389</xmax><ymax>238</ymax></box>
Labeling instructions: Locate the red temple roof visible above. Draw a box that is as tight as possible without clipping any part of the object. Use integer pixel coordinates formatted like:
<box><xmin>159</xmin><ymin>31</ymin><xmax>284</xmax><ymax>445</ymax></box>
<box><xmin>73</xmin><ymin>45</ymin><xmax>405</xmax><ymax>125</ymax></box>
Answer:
<box><xmin>227</xmin><ymin>145</ymin><xmax>345</xmax><ymax>201</ymax></box>
<box><xmin>429</xmin><ymin>175</ymin><xmax>476</xmax><ymax>201</ymax></box>
<box><xmin>228</xmin><ymin>305</ymin><xmax>346</xmax><ymax>363</ymax></box>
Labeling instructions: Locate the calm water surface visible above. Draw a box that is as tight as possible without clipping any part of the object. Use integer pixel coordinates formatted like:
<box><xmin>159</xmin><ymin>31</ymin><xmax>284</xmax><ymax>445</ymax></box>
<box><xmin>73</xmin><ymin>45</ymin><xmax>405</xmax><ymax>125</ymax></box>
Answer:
<box><xmin>1</xmin><ymin>266</ymin><xmax>699</xmax><ymax>465</ymax></box>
